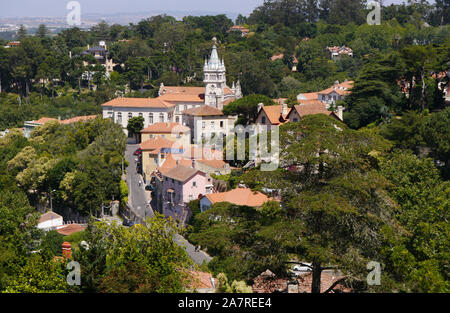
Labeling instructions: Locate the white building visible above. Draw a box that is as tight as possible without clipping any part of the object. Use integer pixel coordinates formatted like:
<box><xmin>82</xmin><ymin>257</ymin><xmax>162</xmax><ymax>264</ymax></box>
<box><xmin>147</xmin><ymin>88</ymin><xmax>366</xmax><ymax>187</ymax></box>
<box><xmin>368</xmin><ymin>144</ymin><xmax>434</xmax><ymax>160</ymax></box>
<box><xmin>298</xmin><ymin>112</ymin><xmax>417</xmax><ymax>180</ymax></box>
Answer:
<box><xmin>181</xmin><ymin>105</ymin><xmax>237</xmax><ymax>145</ymax></box>
<box><xmin>101</xmin><ymin>98</ymin><xmax>176</xmax><ymax>137</ymax></box>
<box><xmin>101</xmin><ymin>42</ymin><xmax>242</xmax><ymax>142</ymax></box>
<box><xmin>37</xmin><ymin>211</ymin><xmax>64</xmax><ymax>230</ymax></box>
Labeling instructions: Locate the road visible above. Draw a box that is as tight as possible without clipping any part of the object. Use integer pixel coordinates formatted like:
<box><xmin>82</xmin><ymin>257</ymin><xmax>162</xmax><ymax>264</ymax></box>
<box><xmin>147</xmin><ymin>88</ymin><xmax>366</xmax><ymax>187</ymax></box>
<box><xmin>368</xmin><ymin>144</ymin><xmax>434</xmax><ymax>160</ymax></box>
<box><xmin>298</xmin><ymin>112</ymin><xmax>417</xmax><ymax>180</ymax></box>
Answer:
<box><xmin>125</xmin><ymin>144</ymin><xmax>154</xmax><ymax>219</ymax></box>
<box><xmin>125</xmin><ymin>144</ymin><xmax>212</xmax><ymax>265</ymax></box>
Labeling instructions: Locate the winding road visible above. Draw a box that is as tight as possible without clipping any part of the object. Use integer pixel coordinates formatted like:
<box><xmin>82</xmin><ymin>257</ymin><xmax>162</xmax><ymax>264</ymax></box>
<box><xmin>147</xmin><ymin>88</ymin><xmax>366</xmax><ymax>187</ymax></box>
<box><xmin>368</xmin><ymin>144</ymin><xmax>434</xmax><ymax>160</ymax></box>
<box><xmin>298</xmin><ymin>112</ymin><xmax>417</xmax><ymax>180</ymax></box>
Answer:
<box><xmin>125</xmin><ymin>144</ymin><xmax>212</xmax><ymax>265</ymax></box>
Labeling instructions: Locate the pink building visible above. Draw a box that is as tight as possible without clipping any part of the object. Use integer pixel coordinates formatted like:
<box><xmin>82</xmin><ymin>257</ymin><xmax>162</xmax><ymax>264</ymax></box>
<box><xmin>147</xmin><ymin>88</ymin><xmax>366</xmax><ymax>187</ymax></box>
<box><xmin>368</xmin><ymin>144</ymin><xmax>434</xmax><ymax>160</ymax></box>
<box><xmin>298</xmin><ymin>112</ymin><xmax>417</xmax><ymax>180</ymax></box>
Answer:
<box><xmin>161</xmin><ymin>163</ymin><xmax>213</xmax><ymax>224</ymax></box>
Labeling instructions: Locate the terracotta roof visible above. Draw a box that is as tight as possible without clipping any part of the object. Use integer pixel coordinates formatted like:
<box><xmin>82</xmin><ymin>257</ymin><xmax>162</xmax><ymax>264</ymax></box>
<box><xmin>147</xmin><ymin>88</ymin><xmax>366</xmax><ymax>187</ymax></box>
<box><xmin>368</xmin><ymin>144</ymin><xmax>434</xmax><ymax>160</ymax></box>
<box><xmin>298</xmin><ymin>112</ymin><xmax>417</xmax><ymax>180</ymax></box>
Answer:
<box><xmin>101</xmin><ymin>97</ymin><xmax>175</xmax><ymax>108</ymax></box>
<box><xmin>222</xmin><ymin>98</ymin><xmax>235</xmax><ymax>106</ymax></box>
<box><xmin>252</xmin><ymin>270</ymin><xmax>351</xmax><ymax>293</ymax></box>
<box><xmin>204</xmin><ymin>188</ymin><xmax>272</xmax><ymax>207</ymax></box>
<box><xmin>260</xmin><ymin>105</ymin><xmax>289</xmax><ymax>125</ymax></box>
<box><xmin>60</xmin><ymin>115</ymin><xmax>97</xmax><ymax>124</ymax></box>
<box><xmin>140</xmin><ymin>137</ymin><xmax>178</xmax><ymax>153</ymax></box>
<box><xmin>57</xmin><ymin>224</ymin><xmax>86</xmax><ymax>236</ymax></box>
<box><xmin>162</xmin><ymin>165</ymin><xmax>205</xmax><ymax>182</ymax></box>
<box><xmin>141</xmin><ymin>122</ymin><xmax>190</xmax><ymax>134</ymax></box>
<box><xmin>31</xmin><ymin>117</ymin><xmax>59</xmax><ymax>125</ymax></box>
<box><xmin>297</xmin><ymin>92</ymin><xmax>319</xmax><ymax>101</ymax></box>
<box><xmin>228</xmin><ymin>25</ymin><xmax>249</xmax><ymax>33</ymax></box>
<box><xmin>38</xmin><ymin>211</ymin><xmax>63</xmax><ymax>224</ymax></box>
<box><xmin>158</xmin><ymin>86</ymin><xmax>205</xmax><ymax>103</ymax></box>
<box><xmin>158</xmin><ymin>152</ymin><xmax>226</xmax><ymax>172</ymax></box>
<box><xmin>271</xmin><ymin>53</ymin><xmax>284</xmax><ymax>61</ymax></box>
<box><xmin>186</xmin><ymin>271</ymin><xmax>216</xmax><ymax>290</ymax></box>
<box><xmin>182</xmin><ymin>105</ymin><xmax>224</xmax><ymax>116</ymax></box>
<box><xmin>297</xmin><ymin>99</ymin><xmax>324</xmax><ymax>106</ymax></box>
<box><xmin>158</xmin><ymin>154</ymin><xmax>193</xmax><ymax>172</ymax></box>
<box><xmin>288</xmin><ymin>103</ymin><xmax>336</xmax><ymax>119</ymax></box>
<box><xmin>319</xmin><ymin>81</ymin><xmax>354</xmax><ymax>96</ymax></box>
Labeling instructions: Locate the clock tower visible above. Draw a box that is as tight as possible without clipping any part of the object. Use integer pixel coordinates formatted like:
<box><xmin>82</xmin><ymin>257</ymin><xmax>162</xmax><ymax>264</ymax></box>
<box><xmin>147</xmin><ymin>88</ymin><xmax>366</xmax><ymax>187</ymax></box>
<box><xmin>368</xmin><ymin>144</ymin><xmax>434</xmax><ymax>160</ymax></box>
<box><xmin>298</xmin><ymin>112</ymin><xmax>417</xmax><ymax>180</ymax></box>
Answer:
<box><xmin>204</xmin><ymin>39</ymin><xmax>227</xmax><ymax>110</ymax></box>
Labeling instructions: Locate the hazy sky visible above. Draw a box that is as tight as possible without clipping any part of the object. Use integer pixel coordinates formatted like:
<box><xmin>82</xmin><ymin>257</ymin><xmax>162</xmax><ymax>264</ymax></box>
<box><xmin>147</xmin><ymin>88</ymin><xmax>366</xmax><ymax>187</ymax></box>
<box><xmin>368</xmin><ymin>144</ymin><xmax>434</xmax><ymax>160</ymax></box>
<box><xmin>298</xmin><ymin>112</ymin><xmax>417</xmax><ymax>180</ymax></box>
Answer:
<box><xmin>0</xmin><ymin>0</ymin><xmax>419</xmax><ymax>18</ymax></box>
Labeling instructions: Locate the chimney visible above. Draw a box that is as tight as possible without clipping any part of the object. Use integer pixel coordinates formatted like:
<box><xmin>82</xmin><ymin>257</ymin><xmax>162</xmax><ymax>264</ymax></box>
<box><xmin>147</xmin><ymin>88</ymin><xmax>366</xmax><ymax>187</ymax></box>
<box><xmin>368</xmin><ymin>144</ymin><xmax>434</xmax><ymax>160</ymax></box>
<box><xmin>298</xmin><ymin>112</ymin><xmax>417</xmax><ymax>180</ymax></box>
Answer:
<box><xmin>62</xmin><ymin>242</ymin><xmax>72</xmax><ymax>259</ymax></box>
<box><xmin>282</xmin><ymin>102</ymin><xmax>288</xmax><ymax>115</ymax></box>
<box><xmin>337</xmin><ymin>105</ymin><xmax>344</xmax><ymax>121</ymax></box>
<box><xmin>257</xmin><ymin>103</ymin><xmax>264</xmax><ymax>112</ymax></box>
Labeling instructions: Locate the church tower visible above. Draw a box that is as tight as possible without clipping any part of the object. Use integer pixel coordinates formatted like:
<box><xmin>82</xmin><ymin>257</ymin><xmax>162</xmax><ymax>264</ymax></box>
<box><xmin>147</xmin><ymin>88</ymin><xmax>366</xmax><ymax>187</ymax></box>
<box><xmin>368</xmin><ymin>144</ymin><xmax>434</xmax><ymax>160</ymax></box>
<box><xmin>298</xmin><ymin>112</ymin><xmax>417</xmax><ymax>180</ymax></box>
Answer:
<box><xmin>204</xmin><ymin>39</ymin><xmax>227</xmax><ymax>110</ymax></box>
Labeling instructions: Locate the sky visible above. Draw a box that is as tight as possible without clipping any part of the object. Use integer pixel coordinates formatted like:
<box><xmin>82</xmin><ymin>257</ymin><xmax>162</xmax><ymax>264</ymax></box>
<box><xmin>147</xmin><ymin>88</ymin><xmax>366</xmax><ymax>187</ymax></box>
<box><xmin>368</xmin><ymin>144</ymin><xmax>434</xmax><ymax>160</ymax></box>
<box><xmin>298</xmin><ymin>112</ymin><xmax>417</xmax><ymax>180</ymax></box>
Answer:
<box><xmin>0</xmin><ymin>0</ymin><xmax>425</xmax><ymax>18</ymax></box>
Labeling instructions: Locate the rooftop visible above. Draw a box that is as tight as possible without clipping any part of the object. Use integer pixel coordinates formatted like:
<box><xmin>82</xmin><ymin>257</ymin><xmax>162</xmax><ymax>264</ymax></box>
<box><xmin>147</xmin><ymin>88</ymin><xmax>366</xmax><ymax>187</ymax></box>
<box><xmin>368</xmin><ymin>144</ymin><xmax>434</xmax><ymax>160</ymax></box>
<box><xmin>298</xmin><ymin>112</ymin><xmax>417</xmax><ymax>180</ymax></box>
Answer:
<box><xmin>162</xmin><ymin>164</ymin><xmax>205</xmax><ymax>182</ymax></box>
<box><xmin>101</xmin><ymin>97</ymin><xmax>175</xmax><ymax>108</ymax></box>
<box><xmin>38</xmin><ymin>211</ymin><xmax>63</xmax><ymax>224</ymax></box>
<box><xmin>141</xmin><ymin>122</ymin><xmax>190</xmax><ymax>134</ymax></box>
<box><xmin>56</xmin><ymin>224</ymin><xmax>86</xmax><ymax>236</ymax></box>
<box><xmin>182</xmin><ymin>105</ymin><xmax>224</xmax><ymax>117</ymax></box>
<box><xmin>204</xmin><ymin>188</ymin><xmax>272</xmax><ymax>207</ymax></box>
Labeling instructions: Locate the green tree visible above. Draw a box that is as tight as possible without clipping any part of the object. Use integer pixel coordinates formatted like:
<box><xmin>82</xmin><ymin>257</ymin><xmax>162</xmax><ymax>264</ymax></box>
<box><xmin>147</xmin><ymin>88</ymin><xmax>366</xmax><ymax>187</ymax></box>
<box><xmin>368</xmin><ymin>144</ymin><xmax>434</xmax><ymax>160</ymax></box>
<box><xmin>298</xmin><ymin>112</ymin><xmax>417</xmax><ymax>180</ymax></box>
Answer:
<box><xmin>127</xmin><ymin>116</ymin><xmax>144</xmax><ymax>142</ymax></box>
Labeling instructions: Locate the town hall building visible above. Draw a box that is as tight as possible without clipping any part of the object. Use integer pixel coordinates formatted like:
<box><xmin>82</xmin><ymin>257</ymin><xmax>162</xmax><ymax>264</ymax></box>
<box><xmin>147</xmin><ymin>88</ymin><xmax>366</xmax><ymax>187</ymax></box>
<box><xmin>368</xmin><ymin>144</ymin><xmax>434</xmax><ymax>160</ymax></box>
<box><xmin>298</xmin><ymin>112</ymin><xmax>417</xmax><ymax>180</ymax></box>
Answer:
<box><xmin>101</xmin><ymin>42</ymin><xmax>242</xmax><ymax>137</ymax></box>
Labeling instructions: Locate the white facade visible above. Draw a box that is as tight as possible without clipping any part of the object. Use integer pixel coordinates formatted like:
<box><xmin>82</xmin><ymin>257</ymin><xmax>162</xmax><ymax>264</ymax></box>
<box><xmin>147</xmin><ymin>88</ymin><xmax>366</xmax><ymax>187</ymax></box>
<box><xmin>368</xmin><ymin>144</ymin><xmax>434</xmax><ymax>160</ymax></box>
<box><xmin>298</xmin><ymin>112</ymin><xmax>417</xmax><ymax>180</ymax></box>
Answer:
<box><xmin>182</xmin><ymin>114</ymin><xmax>238</xmax><ymax>145</ymax></box>
<box><xmin>102</xmin><ymin>106</ymin><xmax>175</xmax><ymax>136</ymax></box>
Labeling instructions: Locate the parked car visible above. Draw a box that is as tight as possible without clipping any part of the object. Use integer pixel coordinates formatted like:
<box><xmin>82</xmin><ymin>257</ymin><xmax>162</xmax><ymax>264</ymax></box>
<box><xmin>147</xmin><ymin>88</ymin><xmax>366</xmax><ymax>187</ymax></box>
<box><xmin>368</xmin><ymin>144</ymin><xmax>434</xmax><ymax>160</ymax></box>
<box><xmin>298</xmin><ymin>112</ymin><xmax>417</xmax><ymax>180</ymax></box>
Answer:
<box><xmin>145</xmin><ymin>185</ymin><xmax>154</xmax><ymax>191</ymax></box>
<box><xmin>133</xmin><ymin>148</ymin><xmax>142</xmax><ymax>155</ymax></box>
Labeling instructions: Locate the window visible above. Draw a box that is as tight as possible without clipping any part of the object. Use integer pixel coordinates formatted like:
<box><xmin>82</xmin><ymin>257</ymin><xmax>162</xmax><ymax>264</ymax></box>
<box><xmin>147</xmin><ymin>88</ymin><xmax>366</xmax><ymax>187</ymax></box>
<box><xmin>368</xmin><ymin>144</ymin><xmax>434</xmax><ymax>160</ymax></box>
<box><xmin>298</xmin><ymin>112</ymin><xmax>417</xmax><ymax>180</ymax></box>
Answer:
<box><xmin>117</xmin><ymin>112</ymin><xmax>122</xmax><ymax>123</ymax></box>
<box><xmin>262</xmin><ymin>116</ymin><xmax>266</xmax><ymax>124</ymax></box>
<box><xmin>211</xmin><ymin>121</ymin><xmax>215</xmax><ymax>129</ymax></box>
<box><xmin>192</xmin><ymin>181</ymin><xmax>197</xmax><ymax>187</ymax></box>
<box><xmin>220</xmin><ymin>121</ymin><xmax>224</xmax><ymax>128</ymax></box>
<box><xmin>139</xmin><ymin>112</ymin><xmax>143</xmax><ymax>118</ymax></box>
<box><xmin>176</xmin><ymin>116</ymin><xmax>180</xmax><ymax>123</ymax></box>
<box><xmin>159</xmin><ymin>113</ymin><xmax>164</xmax><ymax>122</ymax></box>
<box><xmin>128</xmin><ymin>112</ymin><xmax>133</xmax><ymax>119</ymax></box>
<box><xmin>202</xmin><ymin>121</ymin><xmax>206</xmax><ymax>129</ymax></box>
<box><xmin>293</xmin><ymin>118</ymin><xmax>298</xmax><ymax>122</ymax></box>
<box><xmin>149</xmin><ymin>113</ymin><xmax>153</xmax><ymax>124</ymax></box>
<box><xmin>184</xmin><ymin>105</ymin><xmax>187</xmax><ymax>111</ymax></box>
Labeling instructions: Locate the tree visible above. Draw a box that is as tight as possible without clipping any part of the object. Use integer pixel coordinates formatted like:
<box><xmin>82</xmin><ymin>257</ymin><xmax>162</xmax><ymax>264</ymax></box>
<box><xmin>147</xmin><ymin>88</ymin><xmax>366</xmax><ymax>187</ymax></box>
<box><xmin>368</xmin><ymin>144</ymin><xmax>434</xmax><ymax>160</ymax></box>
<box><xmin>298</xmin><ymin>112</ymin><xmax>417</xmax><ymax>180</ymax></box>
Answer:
<box><xmin>75</xmin><ymin>214</ymin><xmax>193</xmax><ymax>293</ymax></box>
<box><xmin>222</xmin><ymin>94</ymin><xmax>276</xmax><ymax>125</ymax></box>
<box><xmin>17</xmin><ymin>25</ymin><xmax>27</xmax><ymax>40</ymax></box>
<box><xmin>4</xmin><ymin>254</ymin><xmax>68</xmax><ymax>293</ymax></box>
<box><xmin>36</xmin><ymin>24</ymin><xmax>49</xmax><ymax>38</ymax></box>
<box><xmin>127</xmin><ymin>116</ymin><xmax>144</xmax><ymax>143</ymax></box>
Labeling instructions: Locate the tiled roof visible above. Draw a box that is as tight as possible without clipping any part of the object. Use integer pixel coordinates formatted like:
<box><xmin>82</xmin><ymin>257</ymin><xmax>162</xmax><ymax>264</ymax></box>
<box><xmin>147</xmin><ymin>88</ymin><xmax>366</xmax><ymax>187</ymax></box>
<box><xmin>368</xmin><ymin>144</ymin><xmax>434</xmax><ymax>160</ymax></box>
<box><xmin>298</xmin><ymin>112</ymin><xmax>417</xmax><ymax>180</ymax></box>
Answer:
<box><xmin>101</xmin><ymin>97</ymin><xmax>175</xmax><ymax>108</ymax></box>
<box><xmin>141</xmin><ymin>122</ymin><xmax>190</xmax><ymax>134</ymax></box>
<box><xmin>39</xmin><ymin>211</ymin><xmax>63</xmax><ymax>224</ymax></box>
<box><xmin>140</xmin><ymin>137</ymin><xmax>177</xmax><ymax>153</ymax></box>
<box><xmin>297</xmin><ymin>99</ymin><xmax>324</xmax><ymax>106</ymax></box>
<box><xmin>158</xmin><ymin>152</ymin><xmax>226</xmax><ymax>172</ymax></box>
<box><xmin>162</xmin><ymin>165</ymin><xmax>205</xmax><ymax>182</ymax></box>
<box><xmin>31</xmin><ymin>115</ymin><xmax>97</xmax><ymax>125</ymax></box>
<box><xmin>60</xmin><ymin>115</ymin><xmax>97</xmax><ymax>124</ymax></box>
<box><xmin>297</xmin><ymin>92</ymin><xmax>319</xmax><ymax>101</ymax></box>
<box><xmin>182</xmin><ymin>105</ymin><xmax>224</xmax><ymax>116</ymax></box>
<box><xmin>319</xmin><ymin>81</ymin><xmax>354</xmax><ymax>96</ymax></box>
<box><xmin>260</xmin><ymin>105</ymin><xmax>289</xmax><ymax>125</ymax></box>
<box><xmin>159</xmin><ymin>86</ymin><xmax>205</xmax><ymax>103</ymax></box>
<box><xmin>187</xmin><ymin>271</ymin><xmax>216</xmax><ymax>290</ymax></box>
<box><xmin>252</xmin><ymin>270</ymin><xmax>351</xmax><ymax>293</ymax></box>
<box><xmin>31</xmin><ymin>117</ymin><xmax>59</xmax><ymax>125</ymax></box>
<box><xmin>288</xmin><ymin>103</ymin><xmax>335</xmax><ymax>119</ymax></box>
<box><xmin>57</xmin><ymin>224</ymin><xmax>86</xmax><ymax>236</ymax></box>
<box><xmin>204</xmin><ymin>188</ymin><xmax>272</xmax><ymax>207</ymax></box>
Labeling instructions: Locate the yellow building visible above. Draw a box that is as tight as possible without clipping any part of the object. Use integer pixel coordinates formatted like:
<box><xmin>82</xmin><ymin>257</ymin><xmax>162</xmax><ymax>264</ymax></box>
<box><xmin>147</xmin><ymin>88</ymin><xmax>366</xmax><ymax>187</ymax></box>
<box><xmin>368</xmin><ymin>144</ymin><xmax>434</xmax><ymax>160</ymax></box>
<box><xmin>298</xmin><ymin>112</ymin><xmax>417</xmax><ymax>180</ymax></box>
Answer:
<box><xmin>141</xmin><ymin>122</ymin><xmax>191</xmax><ymax>146</ymax></box>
